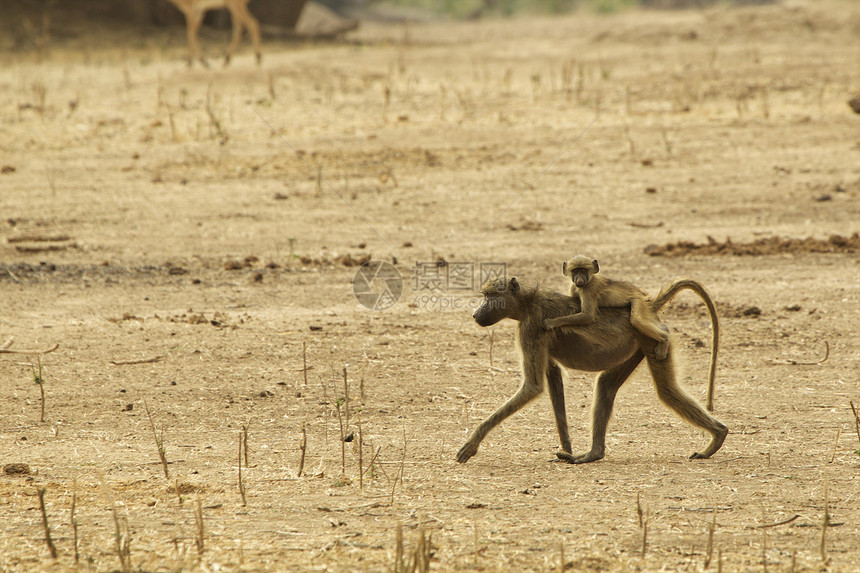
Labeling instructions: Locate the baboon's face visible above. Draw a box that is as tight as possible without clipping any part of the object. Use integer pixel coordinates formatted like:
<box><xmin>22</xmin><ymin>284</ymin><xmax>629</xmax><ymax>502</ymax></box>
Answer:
<box><xmin>570</xmin><ymin>267</ymin><xmax>592</xmax><ymax>288</ymax></box>
<box><xmin>473</xmin><ymin>277</ymin><xmax>516</xmax><ymax>326</ymax></box>
<box><xmin>473</xmin><ymin>294</ymin><xmax>508</xmax><ymax>326</ymax></box>
<box><xmin>564</xmin><ymin>256</ymin><xmax>598</xmax><ymax>288</ymax></box>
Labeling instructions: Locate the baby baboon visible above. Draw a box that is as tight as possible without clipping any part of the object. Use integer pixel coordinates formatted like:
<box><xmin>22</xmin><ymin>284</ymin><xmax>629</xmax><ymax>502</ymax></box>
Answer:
<box><xmin>458</xmin><ymin>276</ymin><xmax>724</xmax><ymax>465</ymax></box>
<box><xmin>544</xmin><ymin>255</ymin><xmax>670</xmax><ymax>360</ymax></box>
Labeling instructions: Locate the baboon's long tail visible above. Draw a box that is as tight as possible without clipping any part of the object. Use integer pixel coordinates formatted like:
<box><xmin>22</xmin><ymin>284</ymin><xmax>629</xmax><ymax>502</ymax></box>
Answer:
<box><xmin>653</xmin><ymin>279</ymin><xmax>719</xmax><ymax>412</ymax></box>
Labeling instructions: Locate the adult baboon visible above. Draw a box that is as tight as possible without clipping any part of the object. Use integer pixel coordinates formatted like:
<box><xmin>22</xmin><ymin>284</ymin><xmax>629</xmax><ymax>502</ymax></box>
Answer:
<box><xmin>457</xmin><ymin>276</ymin><xmax>726</xmax><ymax>464</ymax></box>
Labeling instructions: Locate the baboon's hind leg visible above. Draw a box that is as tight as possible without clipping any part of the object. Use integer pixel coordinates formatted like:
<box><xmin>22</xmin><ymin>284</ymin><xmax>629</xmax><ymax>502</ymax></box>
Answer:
<box><xmin>546</xmin><ymin>361</ymin><xmax>571</xmax><ymax>455</ymax></box>
<box><xmin>557</xmin><ymin>351</ymin><xmax>644</xmax><ymax>464</ymax></box>
<box><xmin>645</xmin><ymin>352</ymin><xmax>727</xmax><ymax>459</ymax></box>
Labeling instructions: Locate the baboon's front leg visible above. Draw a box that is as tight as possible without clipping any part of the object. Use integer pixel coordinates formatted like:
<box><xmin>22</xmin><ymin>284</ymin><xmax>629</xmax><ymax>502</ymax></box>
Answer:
<box><xmin>457</xmin><ymin>356</ymin><xmax>546</xmax><ymax>463</ymax></box>
<box><xmin>546</xmin><ymin>361</ymin><xmax>571</xmax><ymax>455</ymax></box>
<box><xmin>557</xmin><ymin>351</ymin><xmax>644</xmax><ymax>464</ymax></box>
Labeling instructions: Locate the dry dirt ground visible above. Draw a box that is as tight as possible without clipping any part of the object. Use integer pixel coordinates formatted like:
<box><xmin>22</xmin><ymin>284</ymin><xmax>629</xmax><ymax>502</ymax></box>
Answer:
<box><xmin>1</xmin><ymin>2</ymin><xmax>860</xmax><ymax>571</ymax></box>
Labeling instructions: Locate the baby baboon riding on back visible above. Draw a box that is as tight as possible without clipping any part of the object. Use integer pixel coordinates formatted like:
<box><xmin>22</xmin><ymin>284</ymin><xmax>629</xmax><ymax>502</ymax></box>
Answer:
<box><xmin>545</xmin><ymin>255</ymin><xmax>670</xmax><ymax>360</ymax></box>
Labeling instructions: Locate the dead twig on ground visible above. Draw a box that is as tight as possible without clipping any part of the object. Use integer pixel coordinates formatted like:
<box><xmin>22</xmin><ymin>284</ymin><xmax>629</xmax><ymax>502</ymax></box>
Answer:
<box><xmin>767</xmin><ymin>341</ymin><xmax>829</xmax><ymax>365</ymax></box>
<box><xmin>0</xmin><ymin>339</ymin><xmax>58</xmax><ymax>355</ymax></box>
<box><xmin>752</xmin><ymin>515</ymin><xmax>800</xmax><ymax>529</ymax></box>
<box><xmin>109</xmin><ymin>356</ymin><xmax>164</xmax><ymax>366</ymax></box>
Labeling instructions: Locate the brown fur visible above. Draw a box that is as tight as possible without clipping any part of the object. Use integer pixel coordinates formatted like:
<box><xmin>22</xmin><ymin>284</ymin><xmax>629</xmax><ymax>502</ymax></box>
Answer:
<box><xmin>457</xmin><ymin>276</ymin><xmax>726</xmax><ymax>464</ymax></box>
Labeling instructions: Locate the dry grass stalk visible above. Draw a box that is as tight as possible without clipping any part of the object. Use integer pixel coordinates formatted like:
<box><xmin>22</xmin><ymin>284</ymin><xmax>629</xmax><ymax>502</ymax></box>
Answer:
<box><xmin>297</xmin><ymin>423</ymin><xmax>307</xmax><ymax>478</ymax></box>
<box><xmin>144</xmin><ymin>400</ymin><xmax>169</xmax><ymax>479</ymax></box>
<box><xmin>473</xmin><ymin>523</ymin><xmax>479</xmax><ymax>567</ymax></box>
<box><xmin>173</xmin><ymin>478</ymin><xmax>183</xmax><ymax>504</ymax></box>
<box><xmin>335</xmin><ymin>396</ymin><xmax>346</xmax><ymax>476</ymax></box>
<box><xmin>238</xmin><ymin>432</ymin><xmax>247</xmax><ymax>506</ymax></box>
<box><xmin>358</xmin><ymin>415</ymin><xmax>364</xmax><ymax>491</ymax></box>
<box><xmin>637</xmin><ymin>494</ymin><xmax>649</xmax><ymax>560</ymax></box>
<box><xmin>267</xmin><ymin>71</ymin><xmax>276</xmax><ymax>101</ymax></box>
<box><xmin>166</xmin><ymin>104</ymin><xmax>178</xmax><ymax>142</ymax></box>
<box><xmin>36</xmin><ymin>487</ymin><xmax>58</xmax><ymax>559</ymax></box>
<box><xmin>31</xmin><ymin>355</ymin><xmax>46</xmax><ymax>423</ymax></box>
<box><xmin>389</xmin><ymin>430</ymin><xmax>407</xmax><ymax>506</ymax></box>
<box><xmin>820</xmin><ymin>481</ymin><xmax>830</xmax><ymax>563</ymax></box>
<box><xmin>360</xmin><ymin>356</ymin><xmax>367</xmax><ymax>402</ymax></box>
<box><xmin>830</xmin><ymin>425</ymin><xmax>841</xmax><ymax>463</ymax></box>
<box><xmin>101</xmin><ymin>479</ymin><xmax>132</xmax><ymax>573</ymax></box>
<box><xmin>558</xmin><ymin>540</ymin><xmax>565</xmax><ymax>573</ymax></box>
<box><xmin>704</xmin><ymin>508</ymin><xmax>716</xmax><ymax>568</ymax></box>
<box><xmin>414</xmin><ymin>528</ymin><xmax>431</xmax><ymax>572</ymax></box>
<box><xmin>205</xmin><ymin>83</ymin><xmax>227</xmax><ymax>144</ymax></box>
<box><xmin>363</xmin><ymin>446</ymin><xmax>382</xmax><ymax>481</ymax></box>
<box><xmin>343</xmin><ymin>365</ymin><xmax>350</xmax><ymax>429</ymax></box>
<box><xmin>302</xmin><ymin>341</ymin><xmax>308</xmax><ymax>387</ymax></box>
<box><xmin>762</xmin><ymin>528</ymin><xmax>768</xmax><ymax>572</ymax></box>
<box><xmin>194</xmin><ymin>497</ymin><xmax>204</xmax><ymax>555</ymax></box>
<box><xmin>242</xmin><ymin>423</ymin><xmax>250</xmax><ymax>466</ymax></box>
<box><xmin>71</xmin><ymin>479</ymin><xmax>79</xmax><ymax>562</ymax></box>
<box><xmin>850</xmin><ymin>401</ymin><xmax>860</xmax><ymax>454</ymax></box>
<box><xmin>641</xmin><ymin>518</ymin><xmax>648</xmax><ymax>558</ymax></box>
<box><xmin>394</xmin><ymin>523</ymin><xmax>404</xmax><ymax>573</ymax></box>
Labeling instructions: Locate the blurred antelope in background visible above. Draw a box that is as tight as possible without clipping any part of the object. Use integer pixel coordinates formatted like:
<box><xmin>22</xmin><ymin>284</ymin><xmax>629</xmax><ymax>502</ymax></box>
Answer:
<box><xmin>166</xmin><ymin>0</ymin><xmax>261</xmax><ymax>65</ymax></box>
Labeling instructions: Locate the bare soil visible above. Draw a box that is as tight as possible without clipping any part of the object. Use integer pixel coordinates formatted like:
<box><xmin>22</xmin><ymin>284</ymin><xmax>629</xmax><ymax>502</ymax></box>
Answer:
<box><xmin>1</xmin><ymin>2</ymin><xmax>860</xmax><ymax>571</ymax></box>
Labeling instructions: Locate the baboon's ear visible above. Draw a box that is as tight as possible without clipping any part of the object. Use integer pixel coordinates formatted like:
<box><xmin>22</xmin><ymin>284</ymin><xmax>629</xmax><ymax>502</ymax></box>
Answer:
<box><xmin>562</xmin><ymin>261</ymin><xmax>568</xmax><ymax>276</ymax></box>
<box><xmin>508</xmin><ymin>277</ymin><xmax>520</xmax><ymax>294</ymax></box>
<box><xmin>592</xmin><ymin>259</ymin><xmax>600</xmax><ymax>274</ymax></box>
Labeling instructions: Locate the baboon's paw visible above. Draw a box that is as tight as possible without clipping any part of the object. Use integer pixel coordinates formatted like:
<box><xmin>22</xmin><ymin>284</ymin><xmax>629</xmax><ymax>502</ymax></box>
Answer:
<box><xmin>456</xmin><ymin>443</ymin><xmax>478</xmax><ymax>463</ymax></box>
<box><xmin>557</xmin><ymin>450</ymin><xmax>604</xmax><ymax>464</ymax></box>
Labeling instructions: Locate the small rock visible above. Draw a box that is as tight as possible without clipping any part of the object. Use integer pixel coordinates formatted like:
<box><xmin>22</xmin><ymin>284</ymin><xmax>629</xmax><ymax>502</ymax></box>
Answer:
<box><xmin>742</xmin><ymin>306</ymin><xmax>762</xmax><ymax>317</ymax></box>
<box><xmin>3</xmin><ymin>463</ymin><xmax>30</xmax><ymax>475</ymax></box>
